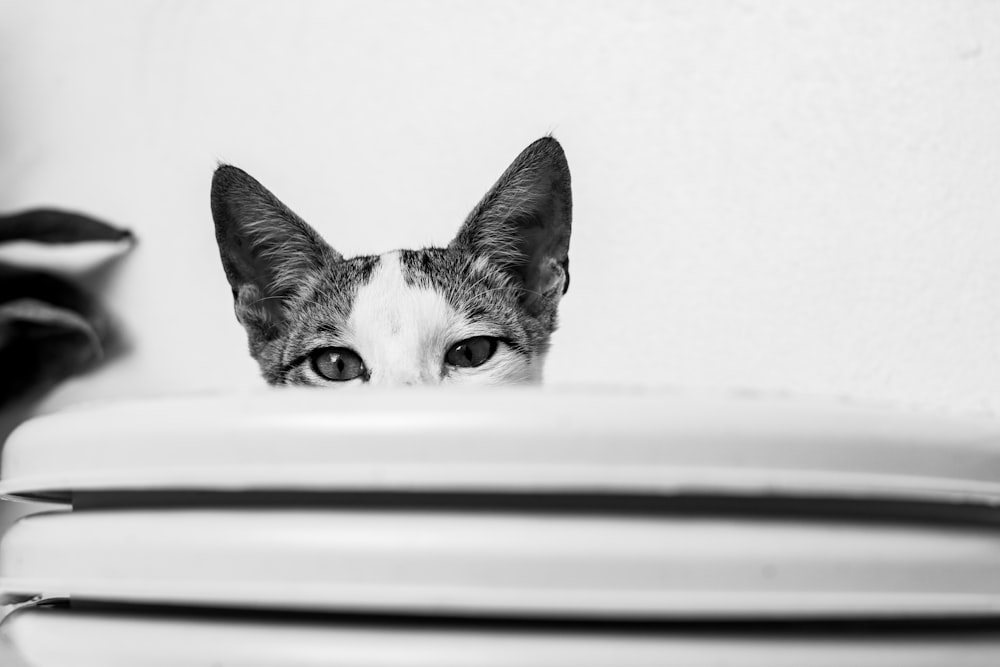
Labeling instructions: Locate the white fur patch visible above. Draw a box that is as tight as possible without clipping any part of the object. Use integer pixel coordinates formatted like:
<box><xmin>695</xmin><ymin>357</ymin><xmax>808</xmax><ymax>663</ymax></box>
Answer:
<box><xmin>343</xmin><ymin>252</ymin><xmax>536</xmax><ymax>386</ymax></box>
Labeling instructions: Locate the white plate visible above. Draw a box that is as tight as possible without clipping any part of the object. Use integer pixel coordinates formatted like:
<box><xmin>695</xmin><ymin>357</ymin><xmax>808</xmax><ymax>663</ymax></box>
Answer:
<box><xmin>4</xmin><ymin>606</ymin><xmax>1000</xmax><ymax>667</ymax></box>
<box><xmin>2</xmin><ymin>388</ymin><xmax>999</xmax><ymax>504</ymax></box>
<box><xmin>3</xmin><ymin>507</ymin><xmax>1000</xmax><ymax>618</ymax></box>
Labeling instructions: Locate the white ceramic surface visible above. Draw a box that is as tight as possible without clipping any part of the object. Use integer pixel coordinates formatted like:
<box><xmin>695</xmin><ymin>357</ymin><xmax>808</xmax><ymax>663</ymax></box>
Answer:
<box><xmin>2</xmin><ymin>388</ymin><xmax>999</xmax><ymax>504</ymax></box>
<box><xmin>5</xmin><ymin>606</ymin><xmax>1000</xmax><ymax>667</ymax></box>
<box><xmin>3</xmin><ymin>507</ymin><xmax>1000</xmax><ymax>618</ymax></box>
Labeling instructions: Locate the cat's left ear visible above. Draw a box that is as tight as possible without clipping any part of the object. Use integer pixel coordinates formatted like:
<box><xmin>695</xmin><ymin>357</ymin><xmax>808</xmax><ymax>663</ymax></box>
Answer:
<box><xmin>449</xmin><ymin>137</ymin><xmax>571</xmax><ymax>316</ymax></box>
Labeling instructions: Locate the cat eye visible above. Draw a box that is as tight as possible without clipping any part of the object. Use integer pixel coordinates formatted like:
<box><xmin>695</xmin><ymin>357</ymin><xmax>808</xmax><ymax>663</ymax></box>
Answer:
<box><xmin>445</xmin><ymin>336</ymin><xmax>498</xmax><ymax>368</ymax></box>
<box><xmin>310</xmin><ymin>347</ymin><xmax>366</xmax><ymax>382</ymax></box>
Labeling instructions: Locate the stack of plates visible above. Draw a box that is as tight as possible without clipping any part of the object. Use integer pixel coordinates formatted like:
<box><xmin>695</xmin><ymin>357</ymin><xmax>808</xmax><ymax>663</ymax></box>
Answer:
<box><xmin>2</xmin><ymin>388</ymin><xmax>1000</xmax><ymax>666</ymax></box>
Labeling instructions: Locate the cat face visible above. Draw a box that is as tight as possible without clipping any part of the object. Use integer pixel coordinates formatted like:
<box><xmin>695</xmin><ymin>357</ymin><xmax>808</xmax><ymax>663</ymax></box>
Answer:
<box><xmin>211</xmin><ymin>137</ymin><xmax>572</xmax><ymax>386</ymax></box>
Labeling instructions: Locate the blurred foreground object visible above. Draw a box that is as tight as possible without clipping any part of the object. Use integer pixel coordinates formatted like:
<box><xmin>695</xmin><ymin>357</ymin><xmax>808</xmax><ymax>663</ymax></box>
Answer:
<box><xmin>0</xmin><ymin>209</ymin><xmax>133</xmax><ymax>409</ymax></box>
<box><xmin>3</xmin><ymin>389</ymin><xmax>1000</xmax><ymax>665</ymax></box>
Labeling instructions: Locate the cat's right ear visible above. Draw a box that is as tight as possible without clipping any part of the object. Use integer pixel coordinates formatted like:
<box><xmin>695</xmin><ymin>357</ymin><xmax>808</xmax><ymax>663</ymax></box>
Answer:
<box><xmin>211</xmin><ymin>165</ymin><xmax>341</xmax><ymax>346</ymax></box>
<box><xmin>449</xmin><ymin>137</ymin><xmax>572</xmax><ymax>318</ymax></box>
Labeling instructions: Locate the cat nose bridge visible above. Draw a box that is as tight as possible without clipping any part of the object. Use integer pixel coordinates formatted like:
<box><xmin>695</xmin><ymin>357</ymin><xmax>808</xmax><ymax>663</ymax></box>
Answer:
<box><xmin>371</xmin><ymin>372</ymin><xmax>436</xmax><ymax>387</ymax></box>
<box><xmin>398</xmin><ymin>368</ymin><xmax>439</xmax><ymax>386</ymax></box>
<box><xmin>369</xmin><ymin>362</ymin><xmax>439</xmax><ymax>387</ymax></box>
<box><xmin>365</xmin><ymin>334</ymin><xmax>442</xmax><ymax>386</ymax></box>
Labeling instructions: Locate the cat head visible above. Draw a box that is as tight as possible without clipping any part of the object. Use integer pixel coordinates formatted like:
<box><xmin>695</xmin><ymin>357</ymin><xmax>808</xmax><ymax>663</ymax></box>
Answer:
<box><xmin>211</xmin><ymin>137</ymin><xmax>572</xmax><ymax>387</ymax></box>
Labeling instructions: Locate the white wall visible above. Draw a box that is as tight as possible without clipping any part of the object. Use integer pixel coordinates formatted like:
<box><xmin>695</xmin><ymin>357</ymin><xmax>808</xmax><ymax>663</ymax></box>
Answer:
<box><xmin>1</xmin><ymin>0</ymin><xmax>998</xmax><ymax>414</ymax></box>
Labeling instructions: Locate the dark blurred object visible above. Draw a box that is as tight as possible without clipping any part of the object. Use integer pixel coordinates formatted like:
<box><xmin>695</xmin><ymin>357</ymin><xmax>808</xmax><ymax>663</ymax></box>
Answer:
<box><xmin>0</xmin><ymin>209</ymin><xmax>133</xmax><ymax>409</ymax></box>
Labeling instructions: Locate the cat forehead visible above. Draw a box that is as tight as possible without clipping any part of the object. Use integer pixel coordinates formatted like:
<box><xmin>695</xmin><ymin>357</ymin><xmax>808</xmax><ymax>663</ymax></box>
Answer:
<box><xmin>299</xmin><ymin>248</ymin><xmax>519</xmax><ymax>317</ymax></box>
<box><xmin>347</xmin><ymin>251</ymin><xmax>460</xmax><ymax>338</ymax></box>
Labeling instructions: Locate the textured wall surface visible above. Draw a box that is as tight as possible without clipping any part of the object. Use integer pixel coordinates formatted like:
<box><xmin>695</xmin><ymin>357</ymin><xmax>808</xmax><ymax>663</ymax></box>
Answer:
<box><xmin>0</xmin><ymin>0</ymin><xmax>998</xmax><ymax>413</ymax></box>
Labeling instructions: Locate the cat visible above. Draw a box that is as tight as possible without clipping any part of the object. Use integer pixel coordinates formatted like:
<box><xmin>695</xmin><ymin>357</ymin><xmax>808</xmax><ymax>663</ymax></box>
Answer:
<box><xmin>211</xmin><ymin>137</ymin><xmax>572</xmax><ymax>387</ymax></box>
